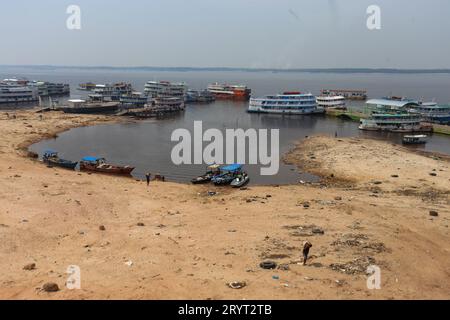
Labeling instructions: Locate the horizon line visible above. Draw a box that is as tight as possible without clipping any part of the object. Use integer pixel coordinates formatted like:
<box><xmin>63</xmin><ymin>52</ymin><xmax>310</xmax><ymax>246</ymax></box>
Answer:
<box><xmin>2</xmin><ymin>64</ymin><xmax>450</xmax><ymax>74</ymax></box>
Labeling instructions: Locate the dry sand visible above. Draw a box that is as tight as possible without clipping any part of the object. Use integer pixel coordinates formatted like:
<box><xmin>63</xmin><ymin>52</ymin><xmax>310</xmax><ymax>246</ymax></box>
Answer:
<box><xmin>0</xmin><ymin>110</ymin><xmax>449</xmax><ymax>300</ymax></box>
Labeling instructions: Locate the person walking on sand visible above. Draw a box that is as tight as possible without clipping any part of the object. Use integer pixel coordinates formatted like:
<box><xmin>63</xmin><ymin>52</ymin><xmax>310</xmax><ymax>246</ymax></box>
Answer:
<box><xmin>302</xmin><ymin>241</ymin><xmax>312</xmax><ymax>265</ymax></box>
<box><xmin>145</xmin><ymin>173</ymin><xmax>151</xmax><ymax>186</ymax></box>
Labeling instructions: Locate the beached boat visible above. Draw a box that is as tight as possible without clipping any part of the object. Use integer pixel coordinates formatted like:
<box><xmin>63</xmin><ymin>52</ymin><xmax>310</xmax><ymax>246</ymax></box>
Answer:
<box><xmin>80</xmin><ymin>157</ymin><xmax>135</xmax><ymax>175</ymax></box>
<box><xmin>402</xmin><ymin>135</ymin><xmax>428</xmax><ymax>145</ymax></box>
<box><xmin>43</xmin><ymin>150</ymin><xmax>78</xmax><ymax>170</ymax></box>
<box><xmin>248</xmin><ymin>92</ymin><xmax>325</xmax><ymax>115</ymax></box>
<box><xmin>231</xmin><ymin>172</ymin><xmax>250</xmax><ymax>188</ymax></box>
<box><xmin>60</xmin><ymin>99</ymin><xmax>120</xmax><ymax>114</ymax></box>
<box><xmin>191</xmin><ymin>165</ymin><xmax>221</xmax><ymax>184</ymax></box>
<box><xmin>211</xmin><ymin>164</ymin><xmax>243</xmax><ymax>185</ymax></box>
<box><xmin>207</xmin><ymin>83</ymin><xmax>251</xmax><ymax>100</ymax></box>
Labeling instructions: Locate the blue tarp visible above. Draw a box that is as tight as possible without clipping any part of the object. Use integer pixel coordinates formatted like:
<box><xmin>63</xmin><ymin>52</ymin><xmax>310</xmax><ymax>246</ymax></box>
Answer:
<box><xmin>221</xmin><ymin>164</ymin><xmax>242</xmax><ymax>172</ymax></box>
<box><xmin>82</xmin><ymin>156</ymin><xmax>101</xmax><ymax>162</ymax></box>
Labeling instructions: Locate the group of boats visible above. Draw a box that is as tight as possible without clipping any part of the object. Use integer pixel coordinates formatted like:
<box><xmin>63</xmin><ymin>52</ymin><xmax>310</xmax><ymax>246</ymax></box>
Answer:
<box><xmin>42</xmin><ymin>150</ymin><xmax>135</xmax><ymax>175</ymax></box>
<box><xmin>191</xmin><ymin>164</ymin><xmax>250</xmax><ymax>188</ymax></box>
<box><xmin>359</xmin><ymin>97</ymin><xmax>450</xmax><ymax>132</ymax></box>
<box><xmin>42</xmin><ymin>150</ymin><xmax>250</xmax><ymax>186</ymax></box>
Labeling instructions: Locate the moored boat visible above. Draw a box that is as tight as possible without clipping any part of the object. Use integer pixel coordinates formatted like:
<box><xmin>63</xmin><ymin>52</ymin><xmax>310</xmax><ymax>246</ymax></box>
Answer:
<box><xmin>402</xmin><ymin>135</ymin><xmax>428</xmax><ymax>145</ymax></box>
<box><xmin>80</xmin><ymin>156</ymin><xmax>135</xmax><ymax>175</ymax></box>
<box><xmin>408</xmin><ymin>102</ymin><xmax>450</xmax><ymax>125</ymax></box>
<box><xmin>43</xmin><ymin>150</ymin><xmax>78</xmax><ymax>170</ymax></box>
<box><xmin>59</xmin><ymin>99</ymin><xmax>120</xmax><ymax>114</ymax></box>
<box><xmin>316</xmin><ymin>95</ymin><xmax>346</xmax><ymax>110</ymax></box>
<box><xmin>248</xmin><ymin>92</ymin><xmax>325</xmax><ymax>115</ymax></box>
<box><xmin>207</xmin><ymin>83</ymin><xmax>251</xmax><ymax>100</ymax></box>
<box><xmin>191</xmin><ymin>165</ymin><xmax>221</xmax><ymax>184</ymax></box>
<box><xmin>211</xmin><ymin>164</ymin><xmax>243</xmax><ymax>185</ymax></box>
<box><xmin>230</xmin><ymin>172</ymin><xmax>250</xmax><ymax>188</ymax></box>
<box><xmin>359</xmin><ymin>113</ymin><xmax>433</xmax><ymax>133</ymax></box>
<box><xmin>321</xmin><ymin>89</ymin><xmax>367</xmax><ymax>100</ymax></box>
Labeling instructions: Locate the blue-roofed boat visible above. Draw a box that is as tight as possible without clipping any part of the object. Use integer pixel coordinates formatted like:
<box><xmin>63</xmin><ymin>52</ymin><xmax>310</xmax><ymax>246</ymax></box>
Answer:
<box><xmin>80</xmin><ymin>156</ymin><xmax>135</xmax><ymax>175</ymax></box>
<box><xmin>43</xmin><ymin>150</ymin><xmax>78</xmax><ymax>170</ymax></box>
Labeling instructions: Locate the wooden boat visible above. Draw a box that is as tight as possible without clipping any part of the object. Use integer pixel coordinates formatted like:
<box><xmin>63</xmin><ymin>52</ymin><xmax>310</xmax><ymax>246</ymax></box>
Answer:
<box><xmin>43</xmin><ymin>150</ymin><xmax>78</xmax><ymax>170</ymax></box>
<box><xmin>402</xmin><ymin>134</ymin><xmax>428</xmax><ymax>145</ymax></box>
<box><xmin>80</xmin><ymin>156</ymin><xmax>135</xmax><ymax>175</ymax></box>
<box><xmin>231</xmin><ymin>172</ymin><xmax>250</xmax><ymax>188</ymax></box>
<box><xmin>191</xmin><ymin>165</ymin><xmax>221</xmax><ymax>184</ymax></box>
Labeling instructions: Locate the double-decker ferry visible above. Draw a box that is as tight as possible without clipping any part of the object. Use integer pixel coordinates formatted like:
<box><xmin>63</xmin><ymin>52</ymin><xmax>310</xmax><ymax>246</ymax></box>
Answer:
<box><xmin>321</xmin><ymin>89</ymin><xmax>367</xmax><ymax>100</ymax></box>
<box><xmin>0</xmin><ymin>83</ymin><xmax>38</xmax><ymax>104</ymax></box>
<box><xmin>316</xmin><ymin>95</ymin><xmax>346</xmax><ymax>110</ymax></box>
<box><xmin>359</xmin><ymin>113</ymin><xmax>432</xmax><ymax>132</ymax></box>
<box><xmin>207</xmin><ymin>83</ymin><xmax>251</xmax><ymax>100</ymax></box>
<box><xmin>248</xmin><ymin>92</ymin><xmax>325</xmax><ymax>115</ymax></box>
<box><xmin>144</xmin><ymin>81</ymin><xmax>187</xmax><ymax>99</ymax></box>
<box><xmin>408</xmin><ymin>102</ymin><xmax>450</xmax><ymax>124</ymax></box>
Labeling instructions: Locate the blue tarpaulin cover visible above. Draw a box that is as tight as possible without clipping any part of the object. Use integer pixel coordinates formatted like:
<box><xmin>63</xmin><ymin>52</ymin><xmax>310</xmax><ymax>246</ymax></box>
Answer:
<box><xmin>82</xmin><ymin>156</ymin><xmax>101</xmax><ymax>162</ymax></box>
<box><xmin>221</xmin><ymin>164</ymin><xmax>242</xmax><ymax>172</ymax></box>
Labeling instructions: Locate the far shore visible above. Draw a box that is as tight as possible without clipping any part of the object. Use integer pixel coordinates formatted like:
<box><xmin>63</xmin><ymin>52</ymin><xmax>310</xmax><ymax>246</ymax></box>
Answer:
<box><xmin>0</xmin><ymin>109</ymin><xmax>449</xmax><ymax>300</ymax></box>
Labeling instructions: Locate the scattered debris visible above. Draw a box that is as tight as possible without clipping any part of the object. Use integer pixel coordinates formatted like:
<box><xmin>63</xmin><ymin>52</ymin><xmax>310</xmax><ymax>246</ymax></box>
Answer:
<box><xmin>277</xmin><ymin>264</ymin><xmax>290</xmax><ymax>271</ymax></box>
<box><xmin>228</xmin><ymin>281</ymin><xmax>246</xmax><ymax>289</ymax></box>
<box><xmin>260</xmin><ymin>261</ymin><xmax>277</xmax><ymax>270</ymax></box>
<box><xmin>125</xmin><ymin>260</ymin><xmax>133</xmax><ymax>267</ymax></box>
<box><xmin>285</xmin><ymin>225</ymin><xmax>325</xmax><ymax>237</ymax></box>
<box><xmin>330</xmin><ymin>256</ymin><xmax>376</xmax><ymax>275</ymax></box>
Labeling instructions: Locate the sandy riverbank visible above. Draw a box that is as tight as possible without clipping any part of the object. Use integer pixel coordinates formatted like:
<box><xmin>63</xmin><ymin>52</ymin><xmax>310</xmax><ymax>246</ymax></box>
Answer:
<box><xmin>0</xmin><ymin>110</ymin><xmax>449</xmax><ymax>300</ymax></box>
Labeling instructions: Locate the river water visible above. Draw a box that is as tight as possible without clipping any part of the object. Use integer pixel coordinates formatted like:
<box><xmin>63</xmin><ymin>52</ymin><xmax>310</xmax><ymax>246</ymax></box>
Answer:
<box><xmin>2</xmin><ymin>67</ymin><xmax>450</xmax><ymax>184</ymax></box>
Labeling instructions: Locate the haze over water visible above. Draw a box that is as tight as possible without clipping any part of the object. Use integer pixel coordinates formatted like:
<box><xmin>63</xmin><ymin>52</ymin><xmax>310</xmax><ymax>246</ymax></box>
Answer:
<box><xmin>2</xmin><ymin>67</ymin><xmax>449</xmax><ymax>184</ymax></box>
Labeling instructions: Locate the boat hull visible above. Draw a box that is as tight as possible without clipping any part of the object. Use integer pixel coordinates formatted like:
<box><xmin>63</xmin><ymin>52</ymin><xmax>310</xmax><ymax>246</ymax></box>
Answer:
<box><xmin>44</xmin><ymin>158</ymin><xmax>78</xmax><ymax>170</ymax></box>
<box><xmin>80</xmin><ymin>163</ymin><xmax>135</xmax><ymax>175</ymax></box>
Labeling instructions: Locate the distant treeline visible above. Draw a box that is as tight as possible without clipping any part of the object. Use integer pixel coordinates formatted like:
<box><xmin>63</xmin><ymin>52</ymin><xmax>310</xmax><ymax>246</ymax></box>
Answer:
<box><xmin>2</xmin><ymin>65</ymin><xmax>450</xmax><ymax>74</ymax></box>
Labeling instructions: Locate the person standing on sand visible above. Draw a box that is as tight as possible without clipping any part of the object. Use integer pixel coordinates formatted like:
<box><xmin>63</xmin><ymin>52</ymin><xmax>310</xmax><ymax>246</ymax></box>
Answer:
<box><xmin>146</xmin><ymin>173</ymin><xmax>151</xmax><ymax>186</ymax></box>
<box><xmin>303</xmin><ymin>241</ymin><xmax>312</xmax><ymax>265</ymax></box>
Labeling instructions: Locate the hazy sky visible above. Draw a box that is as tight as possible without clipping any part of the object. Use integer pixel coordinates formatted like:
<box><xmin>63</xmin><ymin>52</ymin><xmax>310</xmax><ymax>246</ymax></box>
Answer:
<box><xmin>1</xmin><ymin>0</ymin><xmax>449</xmax><ymax>68</ymax></box>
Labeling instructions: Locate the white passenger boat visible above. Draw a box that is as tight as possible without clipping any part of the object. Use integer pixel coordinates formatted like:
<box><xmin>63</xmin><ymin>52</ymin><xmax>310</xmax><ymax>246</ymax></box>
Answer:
<box><xmin>316</xmin><ymin>95</ymin><xmax>346</xmax><ymax>109</ymax></box>
<box><xmin>248</xmin><ymin>92</ymin><xmax>324</xmax><ymax>115</ymax></box>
